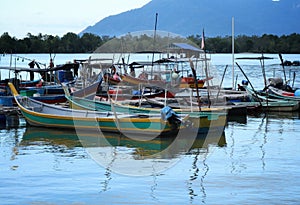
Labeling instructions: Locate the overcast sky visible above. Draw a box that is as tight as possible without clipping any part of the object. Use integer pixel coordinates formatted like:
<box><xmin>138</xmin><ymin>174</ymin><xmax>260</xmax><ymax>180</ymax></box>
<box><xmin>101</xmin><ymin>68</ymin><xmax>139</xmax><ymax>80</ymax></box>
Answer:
<box><xmin>0</xmin><ymin>0</ymin><xmax>151</xmax><ymax>39</ymax></box>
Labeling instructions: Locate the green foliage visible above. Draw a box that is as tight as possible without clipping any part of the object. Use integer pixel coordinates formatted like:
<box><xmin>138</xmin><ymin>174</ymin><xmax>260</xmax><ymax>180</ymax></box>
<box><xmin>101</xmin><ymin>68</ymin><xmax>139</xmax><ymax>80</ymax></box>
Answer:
<box><xmin>95</xmin><ymin>32</ymin><xmax>195</xmax><ymax>53</ymax></box>
<box><xmin>1</xmin><ymin>32</ymin><xmax>300</xmax><ymax>53</ymax></box>
<box><xmin>0</xmin><ymin>32</ymin><xmax>108</xmax><ymax>53</ymax></box>
<box><xmin>187</xmin><ymin>33</ymin><xmax>300</xmax><ymax>53</ymax></box>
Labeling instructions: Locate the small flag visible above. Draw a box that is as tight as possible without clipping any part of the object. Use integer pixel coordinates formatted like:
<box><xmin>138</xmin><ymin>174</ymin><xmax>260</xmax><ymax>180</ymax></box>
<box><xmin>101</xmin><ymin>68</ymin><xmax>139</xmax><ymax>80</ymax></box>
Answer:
<box><xmin>201</xmin><ymin>29</ymin><xmax>205</xmax><ymax>50</ymax></box>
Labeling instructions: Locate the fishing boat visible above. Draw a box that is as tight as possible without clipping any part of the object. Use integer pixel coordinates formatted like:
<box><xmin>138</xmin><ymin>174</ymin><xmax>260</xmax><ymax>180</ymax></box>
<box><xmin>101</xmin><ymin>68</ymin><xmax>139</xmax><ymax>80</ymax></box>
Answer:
<box><xmin>122</xmin><ymin>73</ymin><xmax>210</xmax><ymax>90</ymax></box>
<box><xmin>71</xmin><ymin>73</ymin><xmax>173</xmax><ymax>101</ymax></box>
<box><xmin>232</xmin><ymin>100</ymin><xmax>299</xmax><ymax>112</ymax></box>
<box><xmin>0</xmin><ymin>78</ymin><xmax>42</xmax><ymax>88</ymax></box>
<box><xmin>242</xmin><ymin>86</ymin><xmax>300</xmax><ymax>112</ymax></box>
<box><xmin>62</xmin><ymin>85</ymin><xmax>227</xmax><ymax>134</ymax></box>
<box><xmin>8</xmin><ymin>82</ymin><xmax>190</xmax><ymax>137</ymax></box>
<box><xmin>94</xmin><ymin>85</ymin><xmax>176</xmax><ymax>101</ymax></box>
<box><xmin>121</xmin><ymin>72</ymin><xmax>167</xmax><ymax>87</ymax></box>
<box><xmin>280</xmin><ymin>60</ymin><xmax>300</xmax><ymax>66</ymax></box>
<box><xmin>30</xmin><ymin>94</ymin><xmax>67</xmax><ymax>104</ymax></box>
<box><xmin>103</xmin><ymin>72</ymin><xmax>122</xmax><ymax>85</ymax></box>
<box><xmin>0</xmin><ymin>62</ymin><xmax>78</xmax><ymax>106</ymax></box>
<box><xmin>267</xmin><ymin>86</ymin><xmax>300</xmax><ymax>101</ymax></box>
<box><xmin>0</xmin><ymin>88</ymin><xmax>67</xmax><ymax>107</ymax></box>
<box><xmin>68</xmin><ymin>75</ymin><xmax>103</xmax><ymax>100</ymax></box>
<box><xmin>122</xmin><ymin>57</ymin><xmax>213</xmax><ymax>90</ymax></box>
<box><xmin>260</xmin><ymin>77</ymin><xmax>300</xmax><ymax>101</ymax></box>
<box><xmin>233</xmin><ymin>59</ymin><xmax>300</xmax><ymax>112</ymax></box>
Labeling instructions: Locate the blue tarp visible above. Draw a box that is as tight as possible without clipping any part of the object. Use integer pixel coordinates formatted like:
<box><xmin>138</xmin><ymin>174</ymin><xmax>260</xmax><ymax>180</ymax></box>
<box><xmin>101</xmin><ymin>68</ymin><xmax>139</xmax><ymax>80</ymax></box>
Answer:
<box><xmin>161</xmin><ymin>106</ymin><xmax>178</xmax><ymax>121</ymax></box>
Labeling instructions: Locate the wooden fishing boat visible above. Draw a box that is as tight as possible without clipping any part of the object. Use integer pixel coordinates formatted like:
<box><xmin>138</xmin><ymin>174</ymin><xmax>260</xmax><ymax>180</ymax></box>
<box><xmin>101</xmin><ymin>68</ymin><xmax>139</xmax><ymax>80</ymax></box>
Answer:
<box><xmin>30</xmin><ymin>94</ymin><xmax>67</xmax><ymax>104</ymax></box>
<box><xmin>232</xmin><ymin>101</ymin><xmax>299</xmax><ymax>112</ymax></box>
<box><xmin>8</xmin><ymin>82</ymin><xmax>190</xmax><ymax>136</ymax></box>
<box><xmin>122</xmin><ymin>72</ymin><xmax>211</xmax><ymax>90</ymax></box>
<box><xmin>0</xmin><ymin>63</ymin><xmax>77</xmax><ymax>86</ymax></box>
<box><xmin>0</xmin><ymin>78</ymin><xmax>73</xmax><ymax>107</ymax></box>
<box><xmin>175</xmin><ymin>87</ymin><xmax>250</xmax><ymax>103</ymax></box>
<box><xmin>0</xmin><ymin>78</ymin><xmax>42</xmax><ymax>88</ymax></box>
<box><xmin>72</xmin><ymin>74</ymin><xmax>174</xmax><ymax>101</ymax></box>
<box><xmin>0</xmin><ymin>90</ymin><xmax>67</xmax><ymax>106</ymax></box>
<box><xmin>280</xmin><ymin>60</ymin><xmax>300</xmax><ymax>66</ymax></box>
<box><xmin>124</xmin><ymin>56</ymin><xmax>214</xmax><ymax>90</ymax></box>
<box><xmin>70</xmin><ymin>77</ymin><xmax>103</xmax><ymax>100</ymax></box>
<box><xmin>243</xmin><ymin>86</ymin><xmax>300</xmax><ymax>112</ymax></box>
<box><xmin>103</xmin><ymin>73</ymin><xmax>122</xmax><ymax>85</ymax></box>
<box><xmin>179</xmin><ymin>76</ymin><xmax>213</xmax><ymax>88</ymax></box>
<box><xmin>267</xmin><ymin>86</ymin><xmax>300</xmax><ymax>101</ymax></box>
<box><xmin>62</xmin><ymin>86</ymin><xmax>227</xmax><ymax>134</ymax></box>
<box><xmin>94</xmin><ymin>85</ymin><xmax>175</xmax><ymax>101</ymax></box>
<box><xmin>68</xmin><ymin>91</ymin><xmax>225</xmax><ymax>115</ymax></box>
<box><xmin>121</xmin><ymin>73</ymin><xmax>166</xmax><ymax>87</ymax></box>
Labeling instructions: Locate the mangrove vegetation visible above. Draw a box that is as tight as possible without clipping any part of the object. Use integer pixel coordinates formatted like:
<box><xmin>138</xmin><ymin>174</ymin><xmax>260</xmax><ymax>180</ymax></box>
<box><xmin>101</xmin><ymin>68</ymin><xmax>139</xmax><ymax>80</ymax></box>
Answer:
<box><xmin>0</xmin><ymin>32</ymin><xmax>300</xmax><ymax>54</ymax></box>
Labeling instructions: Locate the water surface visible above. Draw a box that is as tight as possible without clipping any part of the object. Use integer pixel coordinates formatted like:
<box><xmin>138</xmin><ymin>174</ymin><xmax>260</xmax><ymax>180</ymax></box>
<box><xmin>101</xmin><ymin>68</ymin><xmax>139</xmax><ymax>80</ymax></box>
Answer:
<box><xmin>1</xmin><ymin>53</ymin><xmax>300</xmax><ymax>204</ymax></box>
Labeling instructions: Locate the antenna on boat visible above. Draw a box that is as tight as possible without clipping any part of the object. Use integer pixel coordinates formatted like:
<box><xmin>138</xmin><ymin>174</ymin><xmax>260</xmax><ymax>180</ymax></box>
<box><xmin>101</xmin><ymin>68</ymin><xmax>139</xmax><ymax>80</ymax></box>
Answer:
<box><xmin>150</xmin><ymin>13</ymin><xmax>158</xmax><ymax>78</ymax></box>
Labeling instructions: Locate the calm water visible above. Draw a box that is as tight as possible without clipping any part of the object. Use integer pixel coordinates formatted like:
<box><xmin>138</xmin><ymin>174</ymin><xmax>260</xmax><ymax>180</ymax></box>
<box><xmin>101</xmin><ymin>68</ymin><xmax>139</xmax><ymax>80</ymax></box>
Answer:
<box><xmin>1</xmin><ymin>53</ymin><xmax>300</xmax><ymax>204</ymax></box>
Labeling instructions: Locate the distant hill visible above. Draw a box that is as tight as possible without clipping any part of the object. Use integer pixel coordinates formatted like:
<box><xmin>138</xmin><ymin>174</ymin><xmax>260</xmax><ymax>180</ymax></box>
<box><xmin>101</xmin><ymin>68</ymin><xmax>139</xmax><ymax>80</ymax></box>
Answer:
<box><xmin>79</xmin><ymin>0</ymin><xmax>300</xmax><ymax>37</ymax></box>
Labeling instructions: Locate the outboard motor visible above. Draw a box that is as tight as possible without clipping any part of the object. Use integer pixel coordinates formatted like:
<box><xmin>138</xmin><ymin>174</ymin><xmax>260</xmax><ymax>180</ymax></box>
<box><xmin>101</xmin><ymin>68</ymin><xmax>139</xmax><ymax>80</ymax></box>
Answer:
<box><xmin>161</xmin><ymin>106</ymin><xmax>182</xmax><ymax>130</ymax></box>
<box><xmin>268</xmin><ymin>78</ymin><xmax>283</xmax><ymax>89</ymax></box>
<box><xmin>268</xmin><ymin>77</ymin><xmax>293</xmax><ymax>92</ymax></box>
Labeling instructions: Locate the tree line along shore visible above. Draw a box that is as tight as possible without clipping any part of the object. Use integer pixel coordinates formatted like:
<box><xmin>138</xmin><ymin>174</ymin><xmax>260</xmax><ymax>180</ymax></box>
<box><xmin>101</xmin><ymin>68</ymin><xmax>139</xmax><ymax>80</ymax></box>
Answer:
<box><xmin>0</xmin><ymin>32</ymin><xmax>299</xmax><ymax>54</ymax></box>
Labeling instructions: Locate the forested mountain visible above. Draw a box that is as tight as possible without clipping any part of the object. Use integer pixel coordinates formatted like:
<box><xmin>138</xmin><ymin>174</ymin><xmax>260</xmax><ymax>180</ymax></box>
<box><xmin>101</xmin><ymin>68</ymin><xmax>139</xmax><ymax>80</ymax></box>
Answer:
<box><xmin>2</xmin><ymin>0</ymin><xmax>300</xmax><ymax>53</ymax></box>
<box><xmin>80</xmin><ymin>0</ymin><xmax>300</xmax><ymax>37</ymax></box>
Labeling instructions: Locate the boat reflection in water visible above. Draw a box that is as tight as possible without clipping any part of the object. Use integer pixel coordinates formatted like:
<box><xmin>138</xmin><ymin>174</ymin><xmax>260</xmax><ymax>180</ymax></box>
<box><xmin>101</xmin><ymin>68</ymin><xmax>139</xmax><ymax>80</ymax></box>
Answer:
<box><xmin>22</xmin><ymin>127</ymin><xmax>226</xmax><ymax>176</ymax></box>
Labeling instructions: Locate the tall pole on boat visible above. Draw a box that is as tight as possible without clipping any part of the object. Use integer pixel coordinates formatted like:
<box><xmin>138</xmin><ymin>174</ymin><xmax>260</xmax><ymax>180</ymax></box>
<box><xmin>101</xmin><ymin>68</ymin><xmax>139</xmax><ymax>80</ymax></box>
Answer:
<box><xmin>9</xmin><ymin>53</ymin><xmax>12</xmax><ymax>79</ymax></box>
<box><xmin>260</xmin><ymin>53</ymin><xmax>267</xmax><ymax>88</ymax></box>
<box><xmin>151</xmin><ymin>13</ymin><xmax>158</xmax><ymax>79</ymax></box>
<box><xmin>232</xmin><ymin>17</ymin><xmax>235</xmax><ymax>90</ymax></box>
<box><xmin>202</xmin><ymin>29</ymin><xmax>211</xmax><ymax>108</ymax></box>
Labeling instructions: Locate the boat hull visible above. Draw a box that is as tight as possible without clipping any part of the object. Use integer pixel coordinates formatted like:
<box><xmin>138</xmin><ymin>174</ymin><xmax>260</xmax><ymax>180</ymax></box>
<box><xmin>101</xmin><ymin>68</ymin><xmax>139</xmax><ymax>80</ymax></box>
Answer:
<box><xmin>67</xmin><ymin>95</ymin><xmax>227</xmax><ymax>134</ymax></box>
<box><xmin>8</xmin><ymin>82</ymin><xmax>189</xmax><ymax>137</ymax></box>
<box><xmin>244</xmin><ymin>86</ymin><xmax>300</xmax><ymax>112</ymax></box>
<box><xmin>19</xmin><ymin>106</ymin><xmax>177</xmax><ymax>136</ymax></box>
<box><xmin>233</xmin><ymin>101</ymin><xmax>300</xmax><ymax>112</ymax></box>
